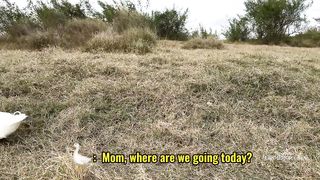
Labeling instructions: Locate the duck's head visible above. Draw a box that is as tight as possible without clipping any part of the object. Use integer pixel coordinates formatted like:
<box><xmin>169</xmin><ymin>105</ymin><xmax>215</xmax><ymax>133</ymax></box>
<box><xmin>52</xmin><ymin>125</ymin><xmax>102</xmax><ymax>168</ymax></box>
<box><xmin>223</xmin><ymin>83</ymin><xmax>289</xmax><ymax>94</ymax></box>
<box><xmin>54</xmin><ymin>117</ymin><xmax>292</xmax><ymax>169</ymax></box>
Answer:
<box><xmin>74</xmin><ymin>143</ymin><xmax>80</xmax><ymax>149</ymax></box>
<box><xmin>13</xmin><ymin>111</ymin><xmax>28</xmax><ymax>121</ymax></box>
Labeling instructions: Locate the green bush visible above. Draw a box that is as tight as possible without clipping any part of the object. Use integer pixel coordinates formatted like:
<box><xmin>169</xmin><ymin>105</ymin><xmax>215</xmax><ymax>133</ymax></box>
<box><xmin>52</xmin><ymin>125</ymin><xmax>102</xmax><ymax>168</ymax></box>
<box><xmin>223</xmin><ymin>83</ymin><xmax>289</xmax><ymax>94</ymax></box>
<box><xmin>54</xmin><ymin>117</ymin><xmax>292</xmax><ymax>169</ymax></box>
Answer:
<box><xmin>224</xmin><ymin>16</ymin><xmax>250</xmax><ymax>42</ymax></box>
<box><xmin>35</xmin><ymin>3</ymin><xmax>67</xmax><ymax>29</ymax></box>
<box><xmin>86</xmin><ymin>28</ymin><xmax>157</xmax><ymax>54</ymax></box>
<box><xmin>151</xmin><ymin>8</ymin><xmax>189</xmax><ymax>41</ymax></box>
<box><xmin>96</xmin><ymin>0</ymin><xmax>137</xmax><ymax>23</ymax></box>
<box><xmin>182</xmin><ymin>38</ymin><xmax>224</xmax><ymax>50</ymax></box>
<box><xmin>33</xmin><ymin>0</ymin><xmax>92</xmax><ymax>30</ymax></box>
<box><xmin>96</xmin><ymin>0</ymin><xmax>151</xmax><ymax>33</ymax></box>
<box><xmin>287</xmin><ymin>29</ymin><xmax>320</xmax><ymax>47</ymax></box>
<box><xmin>112</xmin><ymin>10</ymin><xmax>151</xmax><ymax>33</ymax></box>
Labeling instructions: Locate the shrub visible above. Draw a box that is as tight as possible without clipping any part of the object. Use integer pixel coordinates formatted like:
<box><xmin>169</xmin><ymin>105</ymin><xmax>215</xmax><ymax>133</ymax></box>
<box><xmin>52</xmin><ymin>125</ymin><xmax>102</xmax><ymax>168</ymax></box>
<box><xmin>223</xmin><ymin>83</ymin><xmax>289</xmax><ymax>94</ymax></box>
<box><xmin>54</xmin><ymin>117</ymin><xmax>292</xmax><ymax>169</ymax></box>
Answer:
<box><xmin>191</xmin><ymin>25</ymin><xmax>218</xmax><ymax>39</ymax></box>
<box><xmin>85</xmin><ymin>29</ymin><xmax>121</xmax><ymax>51</ymax></box>
<box><xmin>112</xmin><ymin>10</ymin><xmax>152</xmax><ymax>33</ymax></box>
<box><xmin>223</xmin><ymin>16</ymin><xmax>250</xmax><ymax>42</ymax></box>
<box><xmin>86</xmin><ymin>28</ymin><xmax>157</xmax><ymax>54</ymax></box>
<box><xmin>287</xmin><ymin>29</ymin><xmax>320</xmax><ymax>47</ymax></box>
<box><xmin>96</xmin><ymin>0</ymin><xmax>137</xmax><ymax>23</ymax></box>
<box><xmin>35</xmin><ymin>3</ymin><xmax>67</xmax><ymax>29</ymax></box>
<box><xmin>33</xmin><ymin>0</ymin><xmax>91</xmax><ymax>30</ymax></box>
<box><xmin>14</xmin><ymin>31</ymin><xmax>57</xmax><ymax>50</ymax></box>
<box><xmin>182</xmin><ymin>38</ymin><xmax>224</xmax><ymax>49</ymax></box>
<box><xmin>96</xmin><ymin>1</ymin><xmax>152</xmax><ymax>33</ymax></box>
<box><xmin>0</xmin><ymin>0</ymin><xmax>37</xmax><ymax>38</ymax></box>
<box><xmin>1</xmin><ymin>18</ymin><xmax>108</xmax><ymax>50</ymax></box>
<box><xmin>5</xmin><ymin>21</ymin><xmax>38</xmax><ymax>38</ymax></box>
<box><xmin>0</xmin><ymin>0</ymin><xmax>154</xmax><ymax>51</ymax></box>
<box><xmin>122</xmin><ymin>27</ymin><xmax>157</xmax><ymax>53</ymax></box>
<box><xmin>59</xmin><ymin>18</ymin><xmax>109</xmax><ymax>48</ymax></box>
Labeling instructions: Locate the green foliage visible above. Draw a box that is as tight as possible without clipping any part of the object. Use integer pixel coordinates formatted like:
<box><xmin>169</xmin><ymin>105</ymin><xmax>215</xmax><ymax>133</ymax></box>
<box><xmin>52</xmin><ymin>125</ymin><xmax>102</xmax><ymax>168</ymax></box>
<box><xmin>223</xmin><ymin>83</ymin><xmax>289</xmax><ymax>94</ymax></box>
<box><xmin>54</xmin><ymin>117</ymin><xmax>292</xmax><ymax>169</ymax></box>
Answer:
<box><xmin>112</xmin><ymin>10</ymin><xmax>151</xmax><ymax>33</ymax></box>
<box><xmin>244</xmin><ymin>0</ymin><xmax>311</xmax><ymax>43</ymax></box>
<box><xmin>96</xmin><ymin>1</ymin><xmax>117</xmax><ymax>23</ymax></box>
<box><xmin>96</xmin><ymin>0</ymin><xmax>137</xmax><ymax>23</ymax></box>
<box><xmin>151</xmin><ymin>8</ymin><xmax>189</xmax><ymax>40</ymax></box>
<box><xmin>49</xmin><ymin>0</ymin><xmax>87</xmax><ymax>19</ymax></box>
<box><xmin>96</xmin><ymin>0</ymin><xmax>151</xmax><ymax>33</ymax></box>
<box><xmin>224</xmin><ymin>16</ymin><xmax>250</xmax><ymax>42</ymax></box>
<box><xmin>34</xmin><ymin>0</ymin><xmax>89</xmax><ymax>29</ymax></box>
<box><xmin>34</xmin><ymin>2</ymin><xmax>67</xmax><ymax>29</ymax></box>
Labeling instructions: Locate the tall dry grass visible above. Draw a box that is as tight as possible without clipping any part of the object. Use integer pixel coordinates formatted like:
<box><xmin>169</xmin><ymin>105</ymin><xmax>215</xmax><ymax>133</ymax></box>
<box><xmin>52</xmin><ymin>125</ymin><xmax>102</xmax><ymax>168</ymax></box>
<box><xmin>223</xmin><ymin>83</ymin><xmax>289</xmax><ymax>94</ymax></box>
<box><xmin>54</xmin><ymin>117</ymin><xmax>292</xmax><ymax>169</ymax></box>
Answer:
<box><xmin>60</xmin><ymin>19</ymin><xmax>109</xmax><ymax>48</ymax></box>
<box><xmin>86</xmin><ymin>27</ymin><xmax>157</xmax><ymax>54</ymax></box>
<box><xmin>182</xmin><ymin>37</ymin><xmax>224</xmax><ymax>49</ymax></box>
<box><xmin>0</xmin><ymin>19</ymin><xmax>109</xmax><ymax>50</ymax></box>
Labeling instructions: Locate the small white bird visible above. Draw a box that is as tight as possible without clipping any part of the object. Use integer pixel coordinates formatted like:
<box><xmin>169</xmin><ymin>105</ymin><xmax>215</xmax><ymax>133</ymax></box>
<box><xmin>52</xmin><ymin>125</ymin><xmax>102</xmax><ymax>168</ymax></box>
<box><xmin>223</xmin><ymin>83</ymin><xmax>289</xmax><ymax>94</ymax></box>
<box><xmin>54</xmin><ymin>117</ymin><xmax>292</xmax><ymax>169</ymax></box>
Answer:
<box><xmin>207</xmin><ymin>101</ymin><xmax>213</xmax><ymax>107</ymax></box>
<box><xmin>73</xmin><ymin>143</ymin><xmax>91</xmax><ymax>165</ymax></box>
<box><xmin>0</xmin><ymin>111</ymin><xmax>28</xmax><ymax>139</ymax></box>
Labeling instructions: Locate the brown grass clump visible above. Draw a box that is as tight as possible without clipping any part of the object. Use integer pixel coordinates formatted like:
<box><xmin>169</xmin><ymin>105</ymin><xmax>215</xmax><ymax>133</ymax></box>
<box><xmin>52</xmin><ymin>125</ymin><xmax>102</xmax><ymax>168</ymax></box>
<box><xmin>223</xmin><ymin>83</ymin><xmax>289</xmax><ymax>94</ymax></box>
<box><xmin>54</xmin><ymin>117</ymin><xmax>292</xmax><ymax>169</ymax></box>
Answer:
<box><xmin>0</xmin><ymin>43</ymin><xmax>320</xmax><ymax>179</ymax></box>
<box><xmin>182</xmin><ymin>37</ymin><xmax>224</xmax><ymax>49</ymax></box>
<box><xmin>60</xmin><ymin>18</ymin><xmax>109</xmax><ymax>48</ymax></box>
<box><xmin>0</xmin><ymin>19</ymin><xmax>109</xmax><ymax>50</ymax></box>
<box><xmin>17</xmin><ymin>31</ymin><xmax>58</xmax><ymax>50</ymax></box>
<box><xmin>86</xmin><ymin>27</ymin><xmax>157</xmax><ymax>54</ymax></box>
<box><xmin>0</xmin><ymin>31</ymin><xmax>57</xmax><ymax>50</ymax></box>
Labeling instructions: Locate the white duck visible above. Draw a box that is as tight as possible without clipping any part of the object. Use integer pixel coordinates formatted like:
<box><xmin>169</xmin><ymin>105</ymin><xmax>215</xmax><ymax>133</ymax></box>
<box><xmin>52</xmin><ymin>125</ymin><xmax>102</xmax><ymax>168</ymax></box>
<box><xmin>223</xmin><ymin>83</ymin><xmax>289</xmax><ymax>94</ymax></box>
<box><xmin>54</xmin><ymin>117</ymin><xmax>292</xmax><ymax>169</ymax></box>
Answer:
<box><xmin>73</xmin><ymin>143</ymin><xmax>91</xmax><ymax>165</ymax></box>
<box><xmin>0</xmin><ymin>111</ymin><xmax>28</xmax><ymax>139</ymax></box>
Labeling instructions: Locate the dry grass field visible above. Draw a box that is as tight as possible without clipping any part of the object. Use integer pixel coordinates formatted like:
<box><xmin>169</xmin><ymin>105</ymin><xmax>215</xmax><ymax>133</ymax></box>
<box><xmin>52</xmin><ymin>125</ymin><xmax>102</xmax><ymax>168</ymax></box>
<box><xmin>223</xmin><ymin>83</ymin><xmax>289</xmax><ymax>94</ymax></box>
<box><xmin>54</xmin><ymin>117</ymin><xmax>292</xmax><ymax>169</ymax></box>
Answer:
<box><xmin>0</xmin><ymin>41</ymin><xmax>319</xmax><ymax>179</ymax></box>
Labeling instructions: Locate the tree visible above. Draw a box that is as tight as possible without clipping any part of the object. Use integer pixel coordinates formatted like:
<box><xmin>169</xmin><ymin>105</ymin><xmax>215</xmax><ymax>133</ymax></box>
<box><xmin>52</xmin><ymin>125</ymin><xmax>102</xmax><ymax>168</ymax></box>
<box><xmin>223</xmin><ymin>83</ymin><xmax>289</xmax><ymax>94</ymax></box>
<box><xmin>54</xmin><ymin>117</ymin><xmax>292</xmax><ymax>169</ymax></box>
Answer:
<box><xmin>224</xmin><ymin>16</ymin><xmax>250</xmax><ymax>41</ymax></box>
<box><xmin>315</xmin><ymin>18</ymin><xmax>320</xmax><ymax>30</ymax></box>
<box><xmin>244</xmin><ymin>0</ymin><xmax>312</xmax><ymax>43</ymax></box>
<box><xmin>151</xmin><ymin>8</ymin><xmax>189</xmax><ymax>40</ymax></box>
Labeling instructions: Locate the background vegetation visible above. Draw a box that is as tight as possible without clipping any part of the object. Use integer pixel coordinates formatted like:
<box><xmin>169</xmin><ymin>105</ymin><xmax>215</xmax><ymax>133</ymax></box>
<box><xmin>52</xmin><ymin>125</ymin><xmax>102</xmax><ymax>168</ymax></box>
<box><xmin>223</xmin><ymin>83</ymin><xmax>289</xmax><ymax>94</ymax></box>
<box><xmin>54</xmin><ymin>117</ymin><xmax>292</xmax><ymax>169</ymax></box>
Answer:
<box><xmin>0</xmin><ymin>0</ymin><xmax>201</xmax><ymax>52</ymax></box>
<box><xmin>2</xmin><ymin>0</ymin><xmax>318</xmax><ymax>49</ymax></box>
<box><xmin>224</xmin><ymin>0</ymin><xmax>320</xmax><ymax>47</ymax></box>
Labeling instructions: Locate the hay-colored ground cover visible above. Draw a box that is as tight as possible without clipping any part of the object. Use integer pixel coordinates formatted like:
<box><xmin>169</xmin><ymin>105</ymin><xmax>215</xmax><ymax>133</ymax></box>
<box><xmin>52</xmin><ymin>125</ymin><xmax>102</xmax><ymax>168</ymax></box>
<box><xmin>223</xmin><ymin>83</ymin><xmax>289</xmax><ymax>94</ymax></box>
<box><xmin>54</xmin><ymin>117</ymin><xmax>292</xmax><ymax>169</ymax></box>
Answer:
<box><xmin>0</xmin><ymin>41</ymin><xmax>319</xmax><ymax>179</ymax></box>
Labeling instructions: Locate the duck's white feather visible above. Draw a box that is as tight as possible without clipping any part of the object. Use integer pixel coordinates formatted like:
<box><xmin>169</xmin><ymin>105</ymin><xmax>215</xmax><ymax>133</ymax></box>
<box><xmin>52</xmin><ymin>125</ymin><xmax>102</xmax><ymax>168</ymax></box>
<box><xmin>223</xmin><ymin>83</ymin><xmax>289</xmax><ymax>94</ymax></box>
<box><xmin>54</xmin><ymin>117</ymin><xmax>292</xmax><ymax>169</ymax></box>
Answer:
<box><xmin>0</xmin><ymin>111</ymin><xmax>28</xmax><ymax>139</ymax></box>
<box><xmin>74</xmin><ymin>153</ymin><xmax>91</xmax><ymax>165</ymax></box>
<box><xmin>73</xmin><ymin>143</ymin><xmax>91</xmax><ymax>165</ymax></box>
